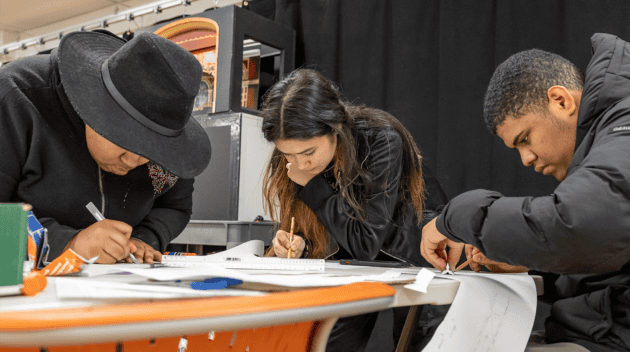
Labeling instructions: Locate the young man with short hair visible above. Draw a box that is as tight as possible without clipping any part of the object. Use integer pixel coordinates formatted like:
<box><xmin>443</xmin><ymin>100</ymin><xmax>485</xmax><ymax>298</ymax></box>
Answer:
<box><xmin>421</xmin><ymin>33</ymin><xmax>630</xmax><ymax>352</ymax></box>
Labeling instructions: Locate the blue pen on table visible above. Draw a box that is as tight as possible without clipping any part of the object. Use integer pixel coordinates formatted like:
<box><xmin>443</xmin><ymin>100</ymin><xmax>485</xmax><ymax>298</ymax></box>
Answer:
<box><xmin>184</xmin><ymin>278</ymin><xmax>242</xmax><ymax>290</ymax></box>
<box><xmin>135</xmin><ymin>277</ymin><xmax>243</xmax><ymax>290</ymax></box>
<box><xmin>85</xmin><ymin>202</ymin><xmax>141</xmax><ymax>264</ymax></box>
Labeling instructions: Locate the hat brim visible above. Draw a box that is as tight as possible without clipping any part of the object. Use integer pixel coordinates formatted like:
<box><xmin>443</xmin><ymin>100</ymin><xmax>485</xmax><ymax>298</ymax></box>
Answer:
<box><xmin>57</xmin><ymin>31</ymin><xmax>211</xmax><ymax>179</ymax></box>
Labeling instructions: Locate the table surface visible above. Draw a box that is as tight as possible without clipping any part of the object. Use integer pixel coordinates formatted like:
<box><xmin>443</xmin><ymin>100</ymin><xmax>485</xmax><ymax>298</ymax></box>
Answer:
<box><xmin>0</xmin><ymin>264</ymin><xmax>543</xmax><ymax>308</ymax></box>
<box><xmin>0</xmin><ymin>264</ymin><xmax>543</xmax><ymax>348</ymax></box>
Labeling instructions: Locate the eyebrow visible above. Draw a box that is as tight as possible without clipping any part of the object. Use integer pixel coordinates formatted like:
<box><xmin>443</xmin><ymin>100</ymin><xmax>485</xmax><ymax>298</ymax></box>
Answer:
<box><xmin>283</xmin><ymin>147</ymin><xmax>316</xmax><ymax>155</ymax></box>
<box><xmin>511</xmin><ymin>131</ymin><xmax>524</xmax><ymax>148</ymax></box>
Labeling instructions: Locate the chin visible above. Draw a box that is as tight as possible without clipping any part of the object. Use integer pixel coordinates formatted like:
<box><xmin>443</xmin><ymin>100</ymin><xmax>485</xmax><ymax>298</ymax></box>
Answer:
<box><xmin>107</xmin><ymin>167</ymin><xmax>129</xmax><ymax>176</ymax></box>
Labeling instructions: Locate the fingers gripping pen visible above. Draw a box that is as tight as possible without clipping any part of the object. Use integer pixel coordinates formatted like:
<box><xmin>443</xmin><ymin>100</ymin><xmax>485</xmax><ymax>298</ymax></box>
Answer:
<box><xmin>86</xmin><ymin>202</ymin><xmax>140</xmax><ymax>264</ymax></box>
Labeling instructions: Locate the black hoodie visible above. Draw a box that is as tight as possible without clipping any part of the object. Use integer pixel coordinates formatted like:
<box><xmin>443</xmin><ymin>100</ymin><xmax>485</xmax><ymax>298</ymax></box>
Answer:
<box><xmin>436</xmin><ymin>33</ymin><xmax>630</xmax><ymax>351</ymax></box>
<box><xmin>0</xmin><ymin>52</ymin><xmax>194</xmax><ymax>261</ymax></box>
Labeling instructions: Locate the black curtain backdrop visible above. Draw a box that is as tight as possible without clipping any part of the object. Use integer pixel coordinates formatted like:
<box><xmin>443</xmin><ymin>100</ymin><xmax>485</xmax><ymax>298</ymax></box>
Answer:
<box><xmin>246</xmin><ymin>0</ymin><xmax>630</xmax><ymax>200</ymax></box>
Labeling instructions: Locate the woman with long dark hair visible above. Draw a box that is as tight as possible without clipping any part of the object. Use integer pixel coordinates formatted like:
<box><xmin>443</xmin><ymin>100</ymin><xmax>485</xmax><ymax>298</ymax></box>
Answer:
<box><xmin>259</xmin><ymin>68</ymin><xmax>449</xmax><ymax>351</ymax></box>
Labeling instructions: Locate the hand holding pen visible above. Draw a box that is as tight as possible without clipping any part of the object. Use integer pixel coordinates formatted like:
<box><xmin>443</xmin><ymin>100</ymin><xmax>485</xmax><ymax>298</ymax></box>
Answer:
<box><xmin>76</xmin><ymin>202</ymin><xmax>140</xmax><ymax>264</ymax></box>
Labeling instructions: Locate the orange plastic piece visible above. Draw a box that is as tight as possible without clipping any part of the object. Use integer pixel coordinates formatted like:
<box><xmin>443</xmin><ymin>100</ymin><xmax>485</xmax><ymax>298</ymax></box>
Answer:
<box><xmin>21</xmin><ymin>271</ymin><xmax>47</xmax><ymax>296</ymax></box>
<box><xmin>38</xmin><ymin>249</ymin><xmax>87</xmax><ymax>276</ymax></box>
<box><xmin>27</xmin><ymin>235</ymin><xmax>37</xmax><ymax>262</ymax></box>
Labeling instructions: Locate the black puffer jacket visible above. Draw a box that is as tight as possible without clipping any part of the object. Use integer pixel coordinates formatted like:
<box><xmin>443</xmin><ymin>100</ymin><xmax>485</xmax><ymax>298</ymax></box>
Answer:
<box><xmin>436</xmin><ymin>33</ymin><xmax>630</xmax><ymax>351</ymax></box>
<box><xmin>298</xmin><ymin>110</ymin><xmax>448</xmax><ymax>266</ymax></box>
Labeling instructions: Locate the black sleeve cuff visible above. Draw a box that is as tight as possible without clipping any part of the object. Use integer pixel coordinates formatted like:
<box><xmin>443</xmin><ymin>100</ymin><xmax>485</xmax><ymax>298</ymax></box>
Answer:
<box><xmin>131</xmin><ymin>228</ymin><xmax>163</xmax><ymax>251</ymax></box>
<box><xmin>298</xmin><ymin>175</ymin><xmax>335</xmax><ymax>211</ymax></box>
<box><xmin>435</xmin><ymin>213</ymin><xmax>466</xmax><ymax>243</ymax></box>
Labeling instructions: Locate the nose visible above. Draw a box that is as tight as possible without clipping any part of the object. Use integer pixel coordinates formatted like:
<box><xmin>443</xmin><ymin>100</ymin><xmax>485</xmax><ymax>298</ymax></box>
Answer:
<box><xmin>122</xmin><ymin>153</ymin><xmax>149</xmax><ymax>168</ymax></box>
<box><xmin>519</xmin><ymin>148</ymin><xmax>537</xmax><ymax>167</ymax></box>
<box><xmin>294</xmin><ymin>155</ymin><xmax>311</xmax><ymax>170</ymax></box>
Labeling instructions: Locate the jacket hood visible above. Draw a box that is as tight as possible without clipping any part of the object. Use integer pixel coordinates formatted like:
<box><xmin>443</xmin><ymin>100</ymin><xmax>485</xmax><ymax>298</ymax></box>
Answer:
<box><xmin>576</xmin><ymin>33</ymin><xmax>630</xmax><ymax>147</ymax></box>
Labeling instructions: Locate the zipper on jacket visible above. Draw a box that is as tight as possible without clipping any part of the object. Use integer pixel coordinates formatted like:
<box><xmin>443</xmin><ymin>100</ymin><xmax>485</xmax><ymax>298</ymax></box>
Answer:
<box><xmin>98</xmin><ymin>167</ymin><xmax>106</xmax><ymax>216</ymax></box>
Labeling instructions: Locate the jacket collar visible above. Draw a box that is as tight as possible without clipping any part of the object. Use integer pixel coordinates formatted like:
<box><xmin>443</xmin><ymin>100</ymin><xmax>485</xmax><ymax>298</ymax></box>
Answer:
<box><xmin>576</xmin><ymin>33</ymin><xmax>630</xmax><ymax>149</ymax></box>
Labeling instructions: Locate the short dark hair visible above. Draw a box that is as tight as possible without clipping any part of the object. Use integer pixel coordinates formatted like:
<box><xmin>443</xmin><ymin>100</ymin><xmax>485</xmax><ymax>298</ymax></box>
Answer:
<box><xmin>483</xmin><ymin>49</ymin><xmax>584</xmax><ymax>134</ymax></box>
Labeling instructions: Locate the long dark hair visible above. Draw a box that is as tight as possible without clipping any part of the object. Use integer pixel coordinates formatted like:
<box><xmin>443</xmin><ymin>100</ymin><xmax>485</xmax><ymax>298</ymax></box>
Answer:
<box><xmin>260</xmin><ymin>68</ymin><xmax>425</xmax><ymax>258</ymax></box>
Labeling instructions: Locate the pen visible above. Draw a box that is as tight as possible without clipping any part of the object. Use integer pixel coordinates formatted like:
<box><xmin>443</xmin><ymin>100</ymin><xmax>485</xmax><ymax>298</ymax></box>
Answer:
<box><xmin>287</xmin><ymin>217</ymin><xmax>295</xmax><ymax>259</ymax></box>
<box><xmin>86</xmin><ymin>202</ymin><xmax>140</xmax><ymax>264</ymax></box>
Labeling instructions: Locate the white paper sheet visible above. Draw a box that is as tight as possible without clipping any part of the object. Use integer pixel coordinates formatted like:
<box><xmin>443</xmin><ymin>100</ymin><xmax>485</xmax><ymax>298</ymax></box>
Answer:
<box><xmin>206</xmin><ymin>240</ymin><xmax>265</xmax><ymax>258</ymax></box>
<box><xmin>124</xmin><ymin>265</ymin><xmax>408</xmax><ymax>287</ymax></box>
<box><xmin>403</xmin><ymin>268</ymin><xmax>436</xmax><ymax>293</ymax></box>
<box><xmin>422</xmin><ymin>272</ymin><xmax>536</xmax><ymax>352</ymax></box>
<box><xmin>55</xmin><ymin>278</ymin><xmax>266</xmax><ymax>299</ymax></box>
<box><xmin>75</xmin><ymin>263</ymin><xmax>151</xmax><ymax>277</ymax></box>
<box><xmin>162</xmin><ymin>240</ymin><xmax>325</xmax><ymax>271</ymax></box>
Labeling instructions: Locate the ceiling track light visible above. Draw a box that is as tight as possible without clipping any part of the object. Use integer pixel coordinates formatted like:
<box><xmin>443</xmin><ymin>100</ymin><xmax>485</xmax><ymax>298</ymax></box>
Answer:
<box><xmin>0</xmin><ymin>0</ymin><xmax>200</xmax><ymax>58</ymax></box>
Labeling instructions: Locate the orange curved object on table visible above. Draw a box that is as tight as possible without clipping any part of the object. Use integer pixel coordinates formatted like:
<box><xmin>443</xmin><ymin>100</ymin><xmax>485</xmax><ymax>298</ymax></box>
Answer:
<box><xmin>0</xmin><ymin>282</ymin><xmax>395</xmax><ymax>331</ymax></box>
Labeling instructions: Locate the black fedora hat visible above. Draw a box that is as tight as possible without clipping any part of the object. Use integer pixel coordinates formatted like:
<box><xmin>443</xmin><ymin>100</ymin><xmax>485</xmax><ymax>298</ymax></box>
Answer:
<box><xmin>57</xmin><ymin>30</ymin><xmax>211</xmax><ymax>179</ymax></box>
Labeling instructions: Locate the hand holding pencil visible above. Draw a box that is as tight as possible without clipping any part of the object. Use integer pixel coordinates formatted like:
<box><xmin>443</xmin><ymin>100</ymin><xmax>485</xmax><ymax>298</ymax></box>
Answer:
<box><xmin>270</xmin><ymin>217</ymin><xmax>305</xmax><ymax>258</ymax></box>
<box><xmin>461</xmin><ymin>244</ymin><xmax>529</xmax><ymax>273</ymax></box>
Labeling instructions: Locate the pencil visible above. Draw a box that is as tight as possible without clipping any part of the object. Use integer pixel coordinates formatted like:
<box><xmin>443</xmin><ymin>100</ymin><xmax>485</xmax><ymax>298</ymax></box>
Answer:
<box><xmin>454</xmin><ymin>257</ymin><xmax>474</xmax><ymax>272</ymax></box>
<box><xmin>287</xmin><ymin>217</ymin><xmax>295</xmax><ymax>259</ymax></box>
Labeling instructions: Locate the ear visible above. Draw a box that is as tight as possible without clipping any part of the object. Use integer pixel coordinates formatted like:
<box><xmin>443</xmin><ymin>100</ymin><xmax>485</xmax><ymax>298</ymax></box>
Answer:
<box><xmin>547</xmin><ymin>86</ymin><xmax>577</xmax><ymax>118</ymax></box>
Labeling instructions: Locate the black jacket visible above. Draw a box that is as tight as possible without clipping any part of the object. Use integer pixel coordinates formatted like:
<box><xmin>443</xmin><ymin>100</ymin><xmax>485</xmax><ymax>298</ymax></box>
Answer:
<box><xmin>0</xmin><ymin>52</ymin><xmax>194</xmax><ymax>261</ymax></box>
<box><xmin>436</xmin><ymin>33</ymin><xmax>630</xmax><ymax>351</ymax></box>
<box><xmin>298</xmin><ymin>113</ymin><xmax>448</xmax><ymax>266</ymax></box>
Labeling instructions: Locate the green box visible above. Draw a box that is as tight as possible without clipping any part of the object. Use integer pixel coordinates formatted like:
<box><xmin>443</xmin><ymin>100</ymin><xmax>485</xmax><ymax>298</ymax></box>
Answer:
<box><xmin>0</xmin><ymin>203</ymin><xmax>28</xmax><ymax>295</ymax></box>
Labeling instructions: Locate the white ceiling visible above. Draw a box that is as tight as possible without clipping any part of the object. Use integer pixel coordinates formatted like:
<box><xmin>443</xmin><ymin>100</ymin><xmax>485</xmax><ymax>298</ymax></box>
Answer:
<box><xmin>0</xmin><ymin>0</ymin><xmax>156</xmax><ymax>34</ymax></box>
<box><xmin>0</xmin><ymin>0</ymin><xmax>241</xmax><ymax>41</ymax></box>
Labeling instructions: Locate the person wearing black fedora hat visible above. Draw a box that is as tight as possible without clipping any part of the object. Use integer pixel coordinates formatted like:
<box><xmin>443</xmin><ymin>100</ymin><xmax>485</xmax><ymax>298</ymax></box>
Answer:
<box><xmin>0</xmin><ymin>30</ymin><xmax>211</xmax><ymax>264</ymax></box>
